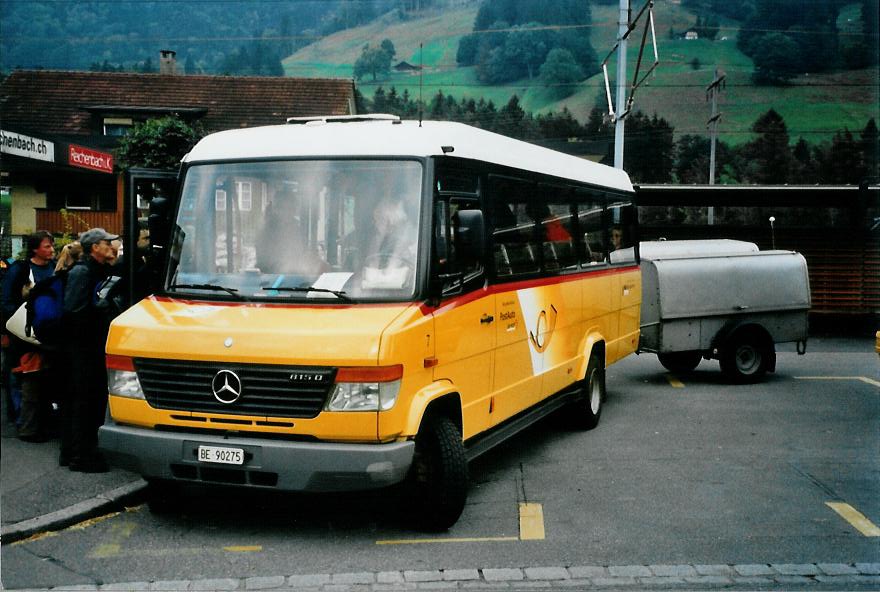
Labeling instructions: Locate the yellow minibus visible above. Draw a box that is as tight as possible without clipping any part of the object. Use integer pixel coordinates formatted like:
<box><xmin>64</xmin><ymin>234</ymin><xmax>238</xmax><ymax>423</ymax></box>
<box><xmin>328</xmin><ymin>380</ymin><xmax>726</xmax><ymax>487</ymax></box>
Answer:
<box><xmin>99</xmin><ymin>116</ymin><xmax>640</xmax><ymax>530</ymax></box>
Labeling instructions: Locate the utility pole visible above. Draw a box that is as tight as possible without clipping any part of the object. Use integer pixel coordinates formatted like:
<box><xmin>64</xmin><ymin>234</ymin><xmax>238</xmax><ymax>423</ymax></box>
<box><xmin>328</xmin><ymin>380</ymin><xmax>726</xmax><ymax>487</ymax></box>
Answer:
<box><xmin>602</xmin><ymin>0</ymin><xmax>658</xmax><ymax>172</ymax></box>
<box><xmin>706</xmin><ymin>68</ymin><xmax>725</xmax><ymax>224</ymax></box>
<box><xmin>613</xmin><ymin>0</ymin><xmax>630</xmax><ymax>170</ymax></box>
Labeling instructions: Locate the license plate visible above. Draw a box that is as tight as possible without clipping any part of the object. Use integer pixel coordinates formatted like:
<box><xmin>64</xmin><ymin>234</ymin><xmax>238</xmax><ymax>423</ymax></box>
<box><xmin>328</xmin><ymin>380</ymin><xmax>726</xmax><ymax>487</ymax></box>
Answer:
<box><xmin>197</xmin><ymin>445</ymin><xmax>244</xmax><ymax>465</ymax></box>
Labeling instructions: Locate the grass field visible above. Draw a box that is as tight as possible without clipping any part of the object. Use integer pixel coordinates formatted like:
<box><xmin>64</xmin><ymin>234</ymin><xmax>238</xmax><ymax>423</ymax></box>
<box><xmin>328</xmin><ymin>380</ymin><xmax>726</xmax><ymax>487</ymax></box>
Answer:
<box><xmin>283</xmin><ymin>3</ymin><xmax>879</xmax><ymax>146</ymax></box>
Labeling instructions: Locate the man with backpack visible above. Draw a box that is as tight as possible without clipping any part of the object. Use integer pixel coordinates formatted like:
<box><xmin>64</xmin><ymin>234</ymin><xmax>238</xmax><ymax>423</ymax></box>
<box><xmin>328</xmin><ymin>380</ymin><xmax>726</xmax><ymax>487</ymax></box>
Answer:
<box><xmin>59</xmin><ymin>227</ymin><xmax>119</xmax><ymax>472</ymax></box>
<box><xmin>1</xmin><ymin>231</ymin><xmax>56</xmax><ymax>441</ymax></box>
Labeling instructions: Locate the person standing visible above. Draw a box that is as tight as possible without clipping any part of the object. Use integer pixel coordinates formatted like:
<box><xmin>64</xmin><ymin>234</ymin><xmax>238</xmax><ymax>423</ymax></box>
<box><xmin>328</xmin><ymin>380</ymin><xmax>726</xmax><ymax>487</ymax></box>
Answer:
<box><xmin>59</xmin><ymin>228</ymin><xmax>118</xmax><ymax>472</ymax></box>
<box><xmin>1</xmin><ymin>231</ymin><xmax>55</xmax><ymax>441</ymax></box>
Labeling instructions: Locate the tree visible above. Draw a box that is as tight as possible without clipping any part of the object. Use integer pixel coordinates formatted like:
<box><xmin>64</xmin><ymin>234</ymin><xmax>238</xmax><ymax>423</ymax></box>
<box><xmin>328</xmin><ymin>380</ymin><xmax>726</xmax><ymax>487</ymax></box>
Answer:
<box><xmin>861</xmin><ymin>118</ymin><xmax>879</xmax><ymax>182</ymax></box>
<box><xmin>674</xmin><ymin>134</ymin><xmax>711</xmax><ymax>184</ymax></box>
<box><xmin>624</xmin><ymin>112</ymin><xmax>674</xmax><ymax>183</ymax></box>
<box><xmin>738</xmin><ymin>0</ymin><xmax>843</xmax><ymax>77</ymax></box>
<box><xmin>456</xmin><ymin>33</ymin><xmax>480</xmax><ymax>66</ymax></box>
<box><xmin>116</xmin><ymin>117</ymin><xmax>203</xmax><ymax>170</ymax></box>
<box><xmin>380</xmin><ymin>39</ymin><xmax>397</xmax><ymax>61</ymax></box>
<box><xmin>462</xmin><ymin>0</ymin><xmax>598</xmax><ymax>82</ymax></box>
<box><xmin>353</xmin><ymin>41</ymin><xmax>395</xmax><ymax>81</ymax></box>
<box><xmin>539</xmin><ymin>48</ymin><xmax>584</xmax><ymax>97</ymax></box>
<box><xmin>739</xmin><ymin>109</ymin><xmax>795</xmax><ymax>183</ymax></box>
<box><xmin>749</xmin><ymin>33</ymin><xmax>801</xmax><ymax>85</ymax></box>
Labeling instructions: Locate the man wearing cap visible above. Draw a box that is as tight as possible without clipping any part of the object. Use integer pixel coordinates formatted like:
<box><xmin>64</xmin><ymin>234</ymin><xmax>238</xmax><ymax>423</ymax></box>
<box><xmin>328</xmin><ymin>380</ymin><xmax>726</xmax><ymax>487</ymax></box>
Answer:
<box><xmin>59</xmin><ymin>227</ymin><xmax>118</xmax><ymax>472</ymax></box>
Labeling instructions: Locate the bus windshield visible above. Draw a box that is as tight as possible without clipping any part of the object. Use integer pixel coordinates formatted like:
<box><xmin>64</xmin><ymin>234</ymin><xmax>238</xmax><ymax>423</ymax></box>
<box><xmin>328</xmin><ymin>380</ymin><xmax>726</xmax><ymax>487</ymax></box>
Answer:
<box><xmin>166</xmin><ymin>159</ymin><xmax>423</xmax><ymax>302</ymax></box>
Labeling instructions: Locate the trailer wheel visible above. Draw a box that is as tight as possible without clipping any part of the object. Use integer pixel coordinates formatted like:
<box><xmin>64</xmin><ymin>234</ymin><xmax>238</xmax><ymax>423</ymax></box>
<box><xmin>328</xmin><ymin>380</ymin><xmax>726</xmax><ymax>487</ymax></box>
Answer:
<box><xmin>404</xmin><ymin>414</ymin><xmax>468</xmax><ymax>531</ymax></box>
<box><xmin>720</xmin><ymin>331</ymin><xmax>771</xmax><ymax>383</ymax></box>
<box><xmin>657</xmin><ymin>351</ymin><xmax>702</xmax><ymax>374</ymax></box>
<box><xmin>571</xmin><ymin>352</ymin><xmax>605</xmax><ymax>430</ymax></box>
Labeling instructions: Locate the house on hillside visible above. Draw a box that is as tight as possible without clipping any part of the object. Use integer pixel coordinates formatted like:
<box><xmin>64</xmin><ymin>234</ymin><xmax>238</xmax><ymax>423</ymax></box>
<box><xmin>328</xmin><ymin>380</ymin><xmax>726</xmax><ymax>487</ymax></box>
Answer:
<box><xmin>394</xmin><ymin>61</ymin><xmax>422</xmax><ymax>73</ymax></box>
<box><xmin>0</xmin><ymin>52</ymin><xmax>356</xmax><ymax>254</ymax></box>
<box><xmin>684</xmin><ymin>30</ymin><xmax>699</xmax><ymax>40</ymax></box>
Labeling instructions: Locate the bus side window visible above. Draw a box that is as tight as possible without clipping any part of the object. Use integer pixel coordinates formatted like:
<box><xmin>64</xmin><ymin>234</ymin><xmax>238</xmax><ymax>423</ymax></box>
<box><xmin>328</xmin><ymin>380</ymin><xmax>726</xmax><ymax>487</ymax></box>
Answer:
<box><xmin>576</xmin><ymin>191</ymin><xmax>606</xmax><ymax>265</ymax></box>
<box><xmin>490</xmin><ymin>177</ymin><xmax>539</xmax><ymax>277</ymax></box>
<box><xmin>539</xmin><ymin>202</ymin><xmax>577</xmax><ymax>272</ymax></box>
<box><xmin>607</xmin><ymin>202</ymin><xmax>637</xmax><ymax>264</ymax></box>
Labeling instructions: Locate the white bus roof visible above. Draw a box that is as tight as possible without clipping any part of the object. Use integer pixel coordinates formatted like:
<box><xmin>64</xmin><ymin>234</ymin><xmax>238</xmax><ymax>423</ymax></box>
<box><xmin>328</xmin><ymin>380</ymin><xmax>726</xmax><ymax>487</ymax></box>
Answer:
<box><xmin>183</xmin><ymin>118</ymin><xmax>634</xmax><ymax>193</ymax></box>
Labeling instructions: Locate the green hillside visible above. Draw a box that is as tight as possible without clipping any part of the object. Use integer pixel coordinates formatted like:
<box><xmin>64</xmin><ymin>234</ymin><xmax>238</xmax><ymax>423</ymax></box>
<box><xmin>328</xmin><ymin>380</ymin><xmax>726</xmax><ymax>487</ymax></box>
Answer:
<box><xmin>284</xmin><ymin>4</ymin><xmax>879</xmax><ymax>146</ymax></box>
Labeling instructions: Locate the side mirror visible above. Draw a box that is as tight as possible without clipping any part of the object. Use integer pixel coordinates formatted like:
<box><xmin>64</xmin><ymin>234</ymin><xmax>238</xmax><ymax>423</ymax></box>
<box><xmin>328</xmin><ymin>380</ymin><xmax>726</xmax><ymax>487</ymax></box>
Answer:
<box><xmin>454</xmin><ymin>209</ymin><xmax>484</xmax><ymax>261</ymax></box>
<box><xmin>147</xmin><ymin>195</ymin><xmax>170</xmax><ymax>254</ymax></box>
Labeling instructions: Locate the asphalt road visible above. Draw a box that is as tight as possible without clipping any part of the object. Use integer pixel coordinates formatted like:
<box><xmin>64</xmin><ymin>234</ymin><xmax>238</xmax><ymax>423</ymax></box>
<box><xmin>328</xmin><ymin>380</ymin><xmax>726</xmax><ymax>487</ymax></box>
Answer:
<box><xmin>2</xmin><ymin>337</ymin><xmax>878</xmax><ymax>590</ymax></box>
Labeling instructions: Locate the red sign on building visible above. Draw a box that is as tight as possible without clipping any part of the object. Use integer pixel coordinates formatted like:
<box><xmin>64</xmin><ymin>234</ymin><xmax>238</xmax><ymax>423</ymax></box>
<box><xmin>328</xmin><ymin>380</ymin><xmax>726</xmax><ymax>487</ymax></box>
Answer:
<box><xmin>68</xmin><ymin>144</ymin><xmax>114</xmax><ymax>173</ymax></box>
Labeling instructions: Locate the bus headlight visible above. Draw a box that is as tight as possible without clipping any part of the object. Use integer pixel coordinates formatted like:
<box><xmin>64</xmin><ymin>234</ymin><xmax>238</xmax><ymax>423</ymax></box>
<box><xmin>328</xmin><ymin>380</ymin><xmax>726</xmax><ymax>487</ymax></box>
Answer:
<box><xmin>108</xmin><ymin>370</ymin><xmax>145</xmax><ymax>400</ymax></box>
<box><xmin>106</xmin><ymin>355</ymin><xmax>145</xmax><ymax>400</ymax></box>
<box><xmin>325</xmin><ymin>365</ymin><xmax>403</xmax><ymax>412</ymax></box>
<box><xmin>325</xmin><ymin>380</ymin><xmax>400</xmax><ymax>412</ymax></box>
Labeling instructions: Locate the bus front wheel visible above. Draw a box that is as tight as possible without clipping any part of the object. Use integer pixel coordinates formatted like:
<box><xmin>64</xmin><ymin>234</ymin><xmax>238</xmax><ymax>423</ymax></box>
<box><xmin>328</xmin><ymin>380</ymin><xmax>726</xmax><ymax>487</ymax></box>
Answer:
<box><xmin>405</xmin><ymin>414</ymin><xmax>468</xmax><ymax>531</ymax></box>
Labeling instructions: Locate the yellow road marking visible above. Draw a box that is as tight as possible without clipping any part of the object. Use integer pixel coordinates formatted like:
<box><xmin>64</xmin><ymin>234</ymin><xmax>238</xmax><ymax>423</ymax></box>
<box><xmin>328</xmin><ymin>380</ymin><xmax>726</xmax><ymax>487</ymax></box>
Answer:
<box><xmin>376</xmin><ymin>536</ymin><xmax>518</xmax><ymax>545</ymax></box>
<box><xmin>224</xmin><ymin>545</ymin><xmax>262</xmax><ymax>552</ymax></box>
<box><xmin>377</xmin><ymin>502</ymin><xmax>546</xmax><ymax>545</ymax></box>
<box><xmin>519</xmin><ymin>502</ymin><xmax>545</xmax><ymax>540</ymax></box>
<box><xmin>70</xmin><ymin>512</ymin><xmax>121</xmax><ymax>530</ymax></box>
<box><xmin>10</xmin><ymin>511</ymin><xmax>123</xmax><ymax>547</ymax></box>
<box><xmin>90</xmin><ymin>544</ymin><xmax>121</xmax><ymax>559</ymax></box>
<box><xmin>87</xmin><ymin>522</ymin><xmax>136</xmax><ymax>559</ymax></box>
<box><xmin>795</xmin><ymin>376</ymin><xmax>880</xmax><ymax>388</ymax></box>
<box><xmin>666</xmin><ymin>374</ymin><xmax>685</xmax><ymax>388</ymax></box>
<box><xmin>10</xmin><ymin>531</ymin><xmax>59</xmax><ymax>546</ymax></box>
<box><xmin>826</xmin><ymin>502</ymin><xmax>880</xmax><ymax>537</ymax></box>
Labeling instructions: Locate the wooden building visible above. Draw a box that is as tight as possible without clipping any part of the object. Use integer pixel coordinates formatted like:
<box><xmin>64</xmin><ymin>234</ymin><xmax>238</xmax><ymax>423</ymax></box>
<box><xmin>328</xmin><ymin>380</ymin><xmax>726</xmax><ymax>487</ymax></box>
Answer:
<box><xmin>0</xmin><ymin>58</ymin><xmax>356</xmax><ymax>256</ymax></box>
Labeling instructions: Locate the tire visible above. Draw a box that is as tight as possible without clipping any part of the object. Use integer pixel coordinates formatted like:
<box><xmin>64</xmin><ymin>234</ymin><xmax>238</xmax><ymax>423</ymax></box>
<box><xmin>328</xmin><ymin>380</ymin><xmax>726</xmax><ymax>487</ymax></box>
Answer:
<box><xmin>657</xmin><ymin>351</ymin><xmax>702</xmax><ymax>374</ymax></box>
<box><xmin>145</xmin><ymin>478</ymin><xmax>179</xmax><ymax>514</ymax></box>
<box><xmin>571</xmin><ymin>353</ymin><xmax>605</xmax><ymax>430</ymax></box>
<box><xmin>404</xmin><ymin>415</ymin><xmax>468</xmax><ymax>531</ymax></box>
<box><xmin>719</xmin><ymin>332</ymin><xmax>771</xmax><ymax>384</ymax></box>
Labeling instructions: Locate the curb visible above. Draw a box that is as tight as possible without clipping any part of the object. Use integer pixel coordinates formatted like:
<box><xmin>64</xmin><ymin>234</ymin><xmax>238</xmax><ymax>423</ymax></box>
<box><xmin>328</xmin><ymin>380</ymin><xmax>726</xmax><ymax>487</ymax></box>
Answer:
<box><xmin>3</xmin><ymin>562</ymin><xmax>880</xmax><ymax>591</ymax></box>
<box><xmin>0</xmin><ymin>479</ymin><xmax>147</xmax><ymax>545</ymax></box>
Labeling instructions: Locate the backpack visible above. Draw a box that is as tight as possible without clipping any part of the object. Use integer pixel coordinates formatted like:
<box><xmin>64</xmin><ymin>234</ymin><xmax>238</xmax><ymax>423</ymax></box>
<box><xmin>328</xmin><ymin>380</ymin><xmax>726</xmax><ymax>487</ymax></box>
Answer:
<box><xmin>25</xmin><ymin>270</ymin><xmax>124</xmax><ymax>346</ymax></box>
<box><xmin>25</xmin><ymin>270</ymin><xmax>68</xmax><ymax>346</ymax></box>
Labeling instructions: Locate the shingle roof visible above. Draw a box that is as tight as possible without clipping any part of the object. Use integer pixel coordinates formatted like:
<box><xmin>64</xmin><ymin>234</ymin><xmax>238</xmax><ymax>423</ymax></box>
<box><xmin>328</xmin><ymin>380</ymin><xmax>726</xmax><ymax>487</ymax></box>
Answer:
<box><xmin>0</xmin><ymin>70</ymin><xmax>355</xmax><ymax>137</ymax></box>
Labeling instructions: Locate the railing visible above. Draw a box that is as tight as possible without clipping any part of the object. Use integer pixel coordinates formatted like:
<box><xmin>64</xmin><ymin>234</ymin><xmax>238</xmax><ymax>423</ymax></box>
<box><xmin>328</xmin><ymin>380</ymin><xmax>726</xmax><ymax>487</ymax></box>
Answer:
<box><xmin>639</xmin><ymin>224</ymin><xmax>880</xmax><ymax>315</ymax></box>
<box><xmin>35</xmin><ymin>209</ymin><xmax>123</xmax><ymax>237</ymax></box>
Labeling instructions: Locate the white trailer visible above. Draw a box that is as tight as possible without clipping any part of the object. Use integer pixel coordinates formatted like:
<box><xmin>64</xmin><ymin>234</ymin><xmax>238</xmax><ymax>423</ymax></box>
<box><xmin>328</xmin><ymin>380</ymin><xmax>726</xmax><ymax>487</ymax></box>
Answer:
<box><xmin>638</xmin><ymin>240</ymin><xmax>810</xmax><ymax>382</ymax></box>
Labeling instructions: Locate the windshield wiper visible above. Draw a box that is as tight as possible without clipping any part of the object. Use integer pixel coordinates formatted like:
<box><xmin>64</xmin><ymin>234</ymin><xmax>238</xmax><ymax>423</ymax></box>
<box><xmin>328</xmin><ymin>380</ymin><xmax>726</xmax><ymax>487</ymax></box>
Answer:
<box><xmin>168</xmin><ymin>283</ymin><xmax>245</xmax><ymax>300</ymax></box>
<box><xmin>259</xmin><ymin>286</ymin><xmax>352</xmax><ymax>303</ymax></box>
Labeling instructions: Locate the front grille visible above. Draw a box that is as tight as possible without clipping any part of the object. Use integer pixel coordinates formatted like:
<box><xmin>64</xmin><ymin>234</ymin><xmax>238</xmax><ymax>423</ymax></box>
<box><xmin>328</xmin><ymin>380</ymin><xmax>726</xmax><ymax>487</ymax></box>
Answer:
<box><xmin>135</xmin><ymin>358</ymin><xmax>336</xmax><ymax>419</ymax></box>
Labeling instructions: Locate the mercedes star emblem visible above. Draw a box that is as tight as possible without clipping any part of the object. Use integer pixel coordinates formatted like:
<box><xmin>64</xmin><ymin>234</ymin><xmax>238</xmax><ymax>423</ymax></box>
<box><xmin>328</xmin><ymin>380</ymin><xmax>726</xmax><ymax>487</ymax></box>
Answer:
<box><xmin>211</xmin><ymin>370</ymin><xmax>242</xmax><ymax>404</ymax></box>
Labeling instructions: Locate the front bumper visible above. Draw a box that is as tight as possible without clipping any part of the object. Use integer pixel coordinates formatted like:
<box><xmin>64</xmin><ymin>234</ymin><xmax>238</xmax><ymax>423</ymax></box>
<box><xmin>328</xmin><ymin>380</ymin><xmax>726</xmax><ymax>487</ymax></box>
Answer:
<box><xmin>98</xmin><ymin>423</ymin><xmax>414</xmax><ymax>492</ymax></box>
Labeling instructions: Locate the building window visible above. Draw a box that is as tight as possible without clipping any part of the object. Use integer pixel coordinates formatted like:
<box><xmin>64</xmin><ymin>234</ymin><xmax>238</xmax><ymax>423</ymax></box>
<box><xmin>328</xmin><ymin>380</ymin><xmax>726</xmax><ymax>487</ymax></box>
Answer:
<box><xmin>237</xmin><ymin>181</ymin><xmax>252</xmax><ymax>211</ymax></box>
<box><xmin>215</xmin><ymin>189</ymin><xmax>227</xmax><ymax>212</ymax></box>
<box><xmin>103</xmin><ymin>117</ymin><xmax>133</xmax><ymax>136</ymax></box>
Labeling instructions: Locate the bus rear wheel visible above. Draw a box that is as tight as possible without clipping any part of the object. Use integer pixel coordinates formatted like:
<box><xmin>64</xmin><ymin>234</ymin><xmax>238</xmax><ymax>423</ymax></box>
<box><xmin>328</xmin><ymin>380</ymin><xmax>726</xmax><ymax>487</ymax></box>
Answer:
<box><xmin>572</xmin><ymin>352</ymin><xmax>605</xmax><ymax>430</ymax></box>
<box><xmin>404</xmin><ymin>414</ymin><xmax>468</xmax><ymax>531</ymax></box>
